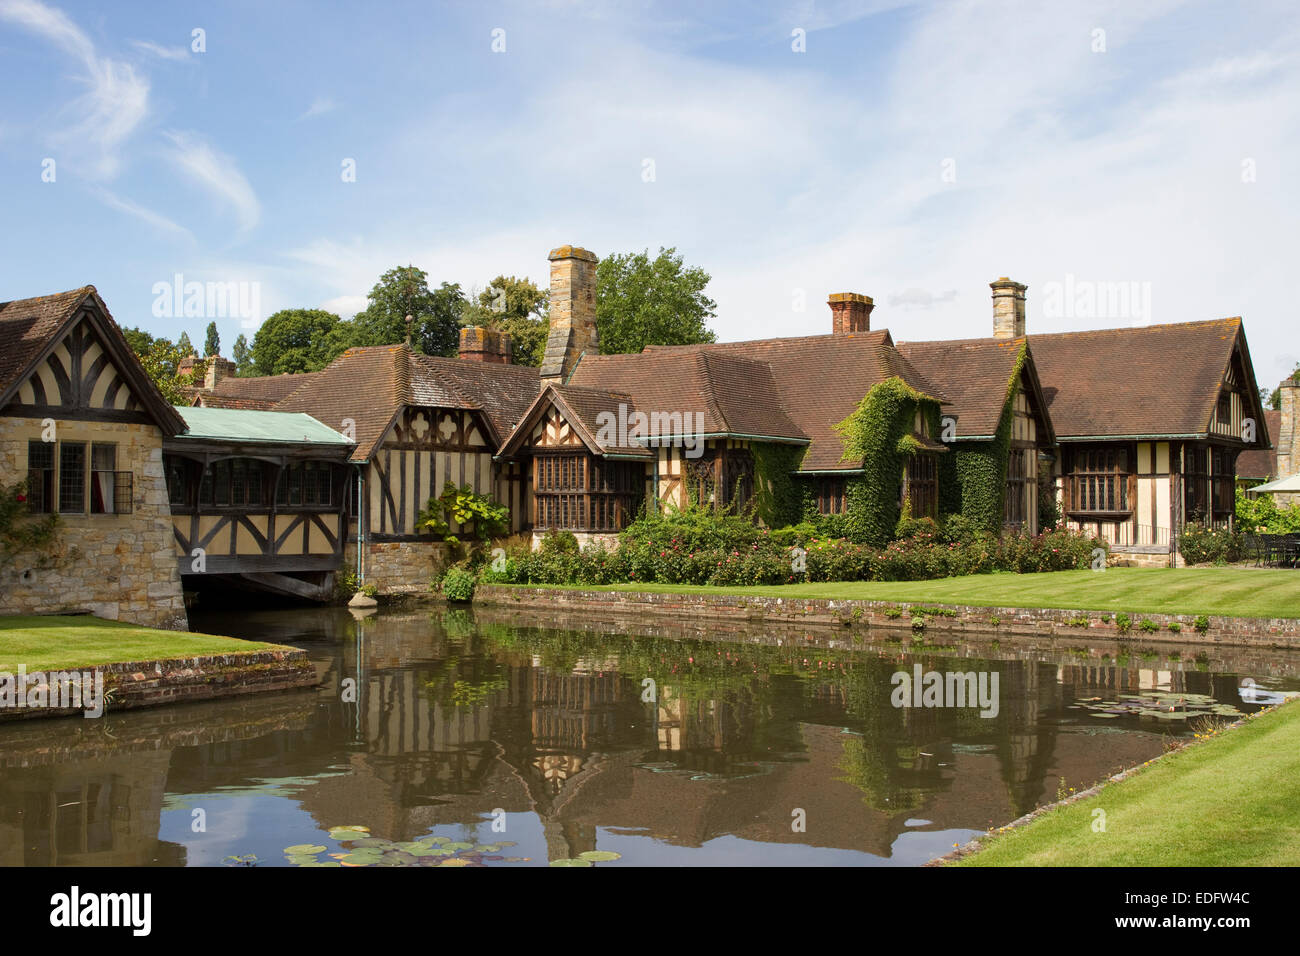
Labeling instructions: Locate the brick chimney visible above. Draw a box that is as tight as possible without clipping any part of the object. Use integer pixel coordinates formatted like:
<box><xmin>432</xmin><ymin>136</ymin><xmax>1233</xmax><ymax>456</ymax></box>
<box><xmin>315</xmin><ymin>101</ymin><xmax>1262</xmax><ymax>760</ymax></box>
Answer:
<box><xmin>828</xmin><ymin>293</ymin><xmax>873</xmax><ymax>334</ymax></box>
<box><xmin>458</xmin><ymin>326</ymin><xmax>513</xmax><ymax>364</ymax></box>
<box><xmin>540</xmin><ymin>245</ymin><xmax>599</xmax><ymax>380</ymax></box>
<box><xmin>991</xmin><ymin>277</ymin><xmax>1027</xmax><ymax>339</ymax></box>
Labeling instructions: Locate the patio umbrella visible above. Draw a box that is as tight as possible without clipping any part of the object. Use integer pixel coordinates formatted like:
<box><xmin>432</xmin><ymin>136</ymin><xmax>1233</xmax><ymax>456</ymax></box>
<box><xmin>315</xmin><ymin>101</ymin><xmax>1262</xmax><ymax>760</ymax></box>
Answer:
<box><xmin>1248</xmin><ymin>473</ymin><xmax>1300</xmax><ymax>494</ymax></box>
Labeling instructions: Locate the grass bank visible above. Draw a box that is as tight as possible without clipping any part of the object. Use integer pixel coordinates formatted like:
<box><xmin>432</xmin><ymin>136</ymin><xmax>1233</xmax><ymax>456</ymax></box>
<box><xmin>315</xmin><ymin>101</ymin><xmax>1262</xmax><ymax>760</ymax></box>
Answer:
<box><xmin>513</xmin><ymin>567</ymin><xmax>1300</xmax><ymax>619</ymax></box>
<box><xmin>951</xmin><ymin>700</ymin><xmax>1300</xmax><ymax>866</ymax></box>
<box><xmin>0</xmin><ymin>614</ymin><xmax>281</xmax><ymax>672</ymax></box>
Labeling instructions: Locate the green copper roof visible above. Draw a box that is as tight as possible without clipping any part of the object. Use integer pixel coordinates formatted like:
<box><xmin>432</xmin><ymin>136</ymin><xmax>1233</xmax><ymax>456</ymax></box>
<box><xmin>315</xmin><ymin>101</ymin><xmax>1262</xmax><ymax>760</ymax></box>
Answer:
<box><xmin>173</xmin><ymin>406</ymin><xmax>353</xmax><ymax>445</ymax></box>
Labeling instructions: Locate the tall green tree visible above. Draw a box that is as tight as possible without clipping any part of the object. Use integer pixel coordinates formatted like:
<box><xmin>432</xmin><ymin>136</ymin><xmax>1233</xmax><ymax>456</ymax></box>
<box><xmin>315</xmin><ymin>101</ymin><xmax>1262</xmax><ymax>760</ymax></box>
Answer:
<box><xmin>138</xmin><ymin>339</ymin><xmax>205</xmax><ymax>404</ymax></box>
<box><xmin>204</xmin><ymin>321</ymin><xmax>220</xmax><ymax>357</ymax></box>
<box><xmin>342</xmin><ymin>267</ymin><xmax>465</xmax><ymax>357</ymax></box>
<box><xmin>231</xmin><ymin>334</ymin><xmax>254</xmax><ymax>376</ymax></box>
<box><xmin>460</xmin><ymin>275</ymin><xmax>549</xmax><ymax>366</ymax></box>
<box><xmin>251</xmin><ymin>309</ymin><xmax>344</xmax><ymax>375</ymax></box>
<box><xmin>595</xmin><ymin>247</ymin><xmax>717</xmax><ymax>354</ymax></box>
<box><xmin>176</xmin><ymin>331</ymin><xmax>195</xmax><ymax>357</ymax></box>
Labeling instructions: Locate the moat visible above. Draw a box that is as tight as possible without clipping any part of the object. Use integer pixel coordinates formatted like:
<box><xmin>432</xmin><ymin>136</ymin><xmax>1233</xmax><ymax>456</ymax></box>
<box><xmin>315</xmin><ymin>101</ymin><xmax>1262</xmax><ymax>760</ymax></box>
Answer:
<box><xmin>1</xmin><ymin>606</ymin><xmax>1296</xmax><ymax>867</ymax></box>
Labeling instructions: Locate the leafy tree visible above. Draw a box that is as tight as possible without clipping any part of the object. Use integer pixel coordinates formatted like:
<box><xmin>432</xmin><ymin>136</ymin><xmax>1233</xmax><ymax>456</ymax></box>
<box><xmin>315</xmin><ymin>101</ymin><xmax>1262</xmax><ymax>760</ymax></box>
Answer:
<box><xmin>231</xmin><ymin>334</ymin><xmax>254</xmax><ymax>376</ymax></box>
<box><xmin>121</xmin><ymin>326</ymin><xmax>155</xmax><ymax>356</ymax></box>
<box><xmin>595</xmin><ymin>247</ymin><xmax>717</xmax><ymax>354</ymax></box>
<box><xmin>176</xmin><ymin>331</ymin><xmax>195</xmax><ymax>357</ymax></box>
<box><xmin>251</xmin><ymin>309</ymin><xmax>344</xmax><ymax>375</ymax></box>
<box><xmin>204</xmin><ymin>321</ymin><xmax>220</xmax><ymax>357</ymax></box>
<box><xmin>137</xmin><ymin>339</ymin><xmax>206</xmax><ymax>404</ymax></box>
<box><xmin>1266</xmin><ymin>364</ymin><xmax>1299</xmax><ymax>410</ymax></box>
<box><xmin>341</xmin><ymin>267</ymin><xmax>464</xmax><ymax>357</ymax></box>
<box><xmin>461</xmin><ymin>275</ymin><xmax>549</xmax><ymax>366</ymax></box>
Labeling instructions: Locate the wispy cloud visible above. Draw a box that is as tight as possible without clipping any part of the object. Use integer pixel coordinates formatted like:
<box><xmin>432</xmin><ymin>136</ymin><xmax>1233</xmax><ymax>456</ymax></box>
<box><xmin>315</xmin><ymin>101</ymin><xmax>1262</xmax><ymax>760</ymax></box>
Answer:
<box><xmin>130</xmin><ymin>38</ymin><xmax>189</xmax><ymax>61</ymax></box>
<box><xmin>0</xmin><ymin>0</ymin><xmax>149</xmax><ymax>179</ymax></box>
<box><xmin>161</xmin><ymin>130</ymin><xmax>261</xmax><ymax>233</ymax></box>
<box><xmin>89</xmin><ymin>186</ymin><xmax>194</xmax><ymax>241</ymax></box>
<box><xmin>297</xmin><ymin>96</ymin><xmax>336</xmax><ymax>121</ymax></box>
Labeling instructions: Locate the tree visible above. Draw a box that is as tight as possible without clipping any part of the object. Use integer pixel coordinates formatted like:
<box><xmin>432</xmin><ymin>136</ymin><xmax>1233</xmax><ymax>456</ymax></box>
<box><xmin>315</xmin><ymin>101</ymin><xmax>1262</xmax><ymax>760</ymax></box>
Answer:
<box><xmin>176</xmin><ymin>331</ymin><xmax>195</xmax><ymax>357</ymax></box>
<box><xmin>231</xmin><ymin>334</ymin><xmax>254</xmax><ymax>376</ymax></box>
<box><xmin>1266</xmin><ymin>364</ymin><xmax>1299</xmax><ymax>410</ymax></box>
<box><xmin>595</xmin><ymin>247</ymin><xmax>717</xmax><ymax>355</ymax></box>
<box><xmin>460</xmin><ymin>275</ymin><xmax>549</xmax><ymax>366</ymax></box>
<box><xmin>342</xmin><ymin>267</ymin><xmax>464</xmax><ymax>357</ymax></box>
<box><xmin>251</xmin><ymin>309</ymin><xmax>344</xmax><ymax>375</ymax></box>
<box><xmin>121</xmin><ymin>326</ymin><xmax>155</xmax><ymax>356</ymax></box>
<box><xmin>204</xmin><ymin>321</ymin><xmax>220</xmax><ymax>357</ymax></box>
<box><xmin>137</xmin><ymin>339</ymin><xmax>206</xmax><ymax>404</ymax></box>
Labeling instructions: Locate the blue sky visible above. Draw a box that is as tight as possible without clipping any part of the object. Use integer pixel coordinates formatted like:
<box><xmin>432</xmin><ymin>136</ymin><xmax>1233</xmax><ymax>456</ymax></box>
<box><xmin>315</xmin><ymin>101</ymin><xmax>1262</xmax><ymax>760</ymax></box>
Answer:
<box><xmin>1</xmin><ymin>0</ymin><xmax>1297</xmax><ymax>385</ymax></box>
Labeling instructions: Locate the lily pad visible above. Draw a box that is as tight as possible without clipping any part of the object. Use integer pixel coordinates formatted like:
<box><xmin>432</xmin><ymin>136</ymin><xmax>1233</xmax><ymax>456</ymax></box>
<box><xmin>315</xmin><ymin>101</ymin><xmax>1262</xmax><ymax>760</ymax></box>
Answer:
<box><xmin>440</xmin><ymin>858</ymin><xmax>472</xmax><ymax>867</ymax></box>
<box><xmin>444</xmin><ymin>842</ymin><xmax>474</xmax><ymax>851</ymax></box>
<box><xmin>285</xmin><ymin>844</ymin><xmax>327</xmax><ymax>855</ymax></box>
<box><xmin>286</xmin><ymin>854</ymin><xmax>322</xmax><ymax>865</ymax></box>
<box><xmin>578</xmin><ymin>850</ymin><xmax>621</xmax><ymax>862</ymax></box>
<box><xmin>549</xmin><ymin>858</ymin><xmax>593</xmax><ymax>867</ymax></box>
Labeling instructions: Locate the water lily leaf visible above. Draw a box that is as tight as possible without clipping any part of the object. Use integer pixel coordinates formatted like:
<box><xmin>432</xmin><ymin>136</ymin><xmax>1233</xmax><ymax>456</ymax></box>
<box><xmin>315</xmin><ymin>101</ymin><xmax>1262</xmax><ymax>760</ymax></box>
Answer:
<box><xmin>299</xmin><ymin>861</ymin><xmax>342</xmax><ymax>867</ymax></box>
<box><xmin>440</xmin><ymin>858</ymin><xmax>472</xmax><ymax>867</ymax></box>
<box><xmin>578</xmin><ymin>850</ymin><xmax>621</xmax><ymax>862</ymax></box>
<box><xmin>474</xmin><ymin>845</ymin><xmax>501</xmax><ymax>853</ymax></box>
<box><xmin>423</xmin><ymin>836</ymin><xmax>451</xmax><ymax>845</ymax></box>
<box><xmin>286</xmin><ymin>854</ymin><xmax>322</xmax><ymax>865</ymax></box>
<box><xmin>549</xmin><ymin>858</ymin><xmax>593</xmax><ymax>867</ymax></box>
<box><xmin>444</xmin><ymin>842</ymin><xmax>473</xmax><ymax>851</ymax></box>
<box><xmin>340</xmin><ymin>852</ymin><xmax>381</xmax><ymax>865</ymax></box>
<box><xmin>351</xmin><ymin>838</ymin><xmax>394</xmax><ymax>848</ymax></box>
<box><xmin>285</xmin><ymin>844</ymin><xmax>327</xmax><ymax>855</ymax></box>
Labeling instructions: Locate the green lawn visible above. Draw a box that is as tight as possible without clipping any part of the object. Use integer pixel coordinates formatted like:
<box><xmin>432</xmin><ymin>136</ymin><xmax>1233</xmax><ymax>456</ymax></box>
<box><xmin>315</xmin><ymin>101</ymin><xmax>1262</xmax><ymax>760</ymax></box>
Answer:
<box><xmin>507</xmin><ymin>567</ymin><xmax>1300</xmax><ymax>619</ymax></box>
<box><xmin>0</xmin><ymin>615</ymin><xmax>282</xmax><ymax>672</ymax></box>
<box><xmin>953</xmin><ymin>700</ymin><xmax>1300</xmax><ymax>866</ymax></box>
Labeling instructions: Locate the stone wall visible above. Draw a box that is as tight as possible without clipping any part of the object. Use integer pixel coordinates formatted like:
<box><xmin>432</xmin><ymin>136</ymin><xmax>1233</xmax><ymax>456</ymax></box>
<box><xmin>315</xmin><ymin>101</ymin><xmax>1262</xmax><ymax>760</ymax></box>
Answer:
<box><xmin>475</xmin><ymin>584</ymin><xmax>1300</xmax><ymax>649</ymax></box>
<box><xmin>1276</xmin><ymin>380</ymin><xmax>1298</xmax><ymax>507</ymax></box>
<box><xmin>345</xmin><ymin>539</ymin><xmax>449</xmax><ymax>594</ymax></box>
<box><xmin>0</xmin><ymin>416</ymin><xmax>187</xmax><ymax>630</ymax></box>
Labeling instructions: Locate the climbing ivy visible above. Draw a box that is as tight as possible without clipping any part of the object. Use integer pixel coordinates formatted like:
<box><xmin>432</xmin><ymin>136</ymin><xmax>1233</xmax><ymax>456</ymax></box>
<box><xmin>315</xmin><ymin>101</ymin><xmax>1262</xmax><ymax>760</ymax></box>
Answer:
<box><xmin>751</xmin><ymin>443</ymin><xmax>806</xmax><ymax>528</ymax></box>
<box><xmin>938</xmin><ymin>341</ymin><xmax>1028</xmax><ymax>533</ymax></box>
<box><xmin>824</xmin><ymin>377</ymin><xmax>937</xmax><ymax>545</ymax></box>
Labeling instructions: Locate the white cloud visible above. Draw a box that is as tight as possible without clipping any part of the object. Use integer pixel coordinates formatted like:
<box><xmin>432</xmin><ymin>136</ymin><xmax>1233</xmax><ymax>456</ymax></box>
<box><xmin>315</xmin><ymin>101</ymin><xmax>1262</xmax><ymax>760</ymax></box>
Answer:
<box><xmin>90</xmin><ymin>186</ymin><xmax>194</xmax><ymax>241</ymax></box>
<box><xmin>297</xmin><ymin>97</ymin><xmax>336</xmax><ymax>121</ymax></box>
<box><xmin>130</xmin><ymin>38</ymin><xmax>189</xmax><ymax>61</ymax></box>
<box><xmin>161</xmin><ymin>131</ymin><xmax>261</xmax><ymax>233</ymax></box>
<box><xmin>0</xmin><ymin>0</ymin><xmax>150</xmax><ymax>179</ymax></box>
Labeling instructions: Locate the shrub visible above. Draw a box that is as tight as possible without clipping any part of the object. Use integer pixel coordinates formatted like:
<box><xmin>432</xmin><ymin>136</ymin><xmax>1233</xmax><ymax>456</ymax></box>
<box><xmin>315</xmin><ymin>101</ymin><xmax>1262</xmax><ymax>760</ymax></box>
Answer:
<box><xmin>1138</xmin><ymin>618</ymin><xmax>1159</xmax><ymax>633</ymax></box>
<box><xmin>440</xmin><ymin>566</ymin><xmax>476</xmax><ymax>602</ymax></box>
<box><xmin>1178</xmin><ymin>523</ymin><xmax>1243</xmax><ymax>565</ymax></box>
<box><xmin>1194</xmin><ymin>614</ymin><xmax>1210</xmax><ymax>634</ymax></box>
<box><xmin>1116</xmin><ymin>613</ymin><xmax>1132</xmax><ymax>633</ymax></box>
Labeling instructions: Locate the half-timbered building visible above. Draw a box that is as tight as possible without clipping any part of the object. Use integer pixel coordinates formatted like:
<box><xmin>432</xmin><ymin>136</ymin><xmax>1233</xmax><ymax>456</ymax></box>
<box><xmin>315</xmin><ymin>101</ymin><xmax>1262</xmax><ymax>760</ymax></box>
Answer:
<box><xmin>0</xmin><ymin>287</ymin><xmax>189</xmax><ymax>628</ymax></box>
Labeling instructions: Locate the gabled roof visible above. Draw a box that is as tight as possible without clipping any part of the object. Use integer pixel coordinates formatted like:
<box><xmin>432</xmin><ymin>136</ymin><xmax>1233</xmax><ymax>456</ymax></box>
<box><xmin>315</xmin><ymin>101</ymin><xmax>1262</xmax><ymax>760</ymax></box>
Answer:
<box><xmin>1028</xmin><ymin>317</ymin><xmax>1267</xmax><ymax>442</ymax></box>
<box><xmin>273</xmin><ymin>344</ymin><xmax>541</xmax><ymax>462</ymax></box>
<box><xmin>197</xmin><ymin>372</ymin><xmax>320</xmax><ymax>410</ymax></box>
<box><xmin>567</xmin><ymin>348</ymin><xmax>807</xmax><ymax>444</ymax></box>
<box><xmin>499</xmin><ymin>383</ymin><xmax>653</xmax><ymax>459</ymax></box>
<box><xmin>634</xmin><ymin>330</ymin><xmax>947</xmax><ymax>471</ymax></box>
<box><xmin>1238</xmin><ymin>409</ymin><xmax>1281</xmax><ymax>479</ymax></box>
<box><xmin>0</xmin><ymin>286</ymin><xmax>186</xmax><ymax>435</ymax></box>
<box><xmin>897</xmin><ymin>336</ymin><xmax>1055</xmax><ymax>444</ymax></box>
<box><xmin>172</xmin><ymin>405</ymin><xmax>353</xmax><ymax>446</ymax></box>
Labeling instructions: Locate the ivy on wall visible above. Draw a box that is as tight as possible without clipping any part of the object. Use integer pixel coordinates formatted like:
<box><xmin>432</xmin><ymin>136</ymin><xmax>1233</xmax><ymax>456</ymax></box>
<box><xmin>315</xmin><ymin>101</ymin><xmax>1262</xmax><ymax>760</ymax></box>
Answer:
<box><xmin>938</xmin><ymin>340</ymin><xmax>1029</xmax><ymax>533</ymax></box>
<box><xmin>751</xmin><ymin>442</ymin><xmax>806</xmax><ymax>528</ymax></box>
<box><xmin>814</xmin><ymin>376</ymin><xmax>937</xmax><ymax>545</ymax></box>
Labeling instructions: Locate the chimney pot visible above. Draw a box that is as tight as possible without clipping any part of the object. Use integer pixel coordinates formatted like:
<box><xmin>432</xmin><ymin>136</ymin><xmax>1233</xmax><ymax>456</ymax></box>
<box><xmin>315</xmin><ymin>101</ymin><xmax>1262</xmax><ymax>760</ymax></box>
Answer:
<box><xmin>990</xmin><ymin>277</ymin><xmax>1027</xmax><ymax>339</ymax></box>
<box><xmin>828</xmin><ymin>292</ymin><xmax>873</xmax><ymax>334</ymax></box>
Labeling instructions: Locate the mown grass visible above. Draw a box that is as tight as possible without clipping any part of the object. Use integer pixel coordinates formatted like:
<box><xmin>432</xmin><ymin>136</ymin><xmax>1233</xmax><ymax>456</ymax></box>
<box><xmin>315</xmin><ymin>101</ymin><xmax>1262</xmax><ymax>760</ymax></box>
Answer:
<box><xmin>952</xmin><ymin>700</ymin><xmax>1300</xmax><ymax>866</ymax></box>
<box><xmin>0</xmin><ymin>614</ymin><xmax>282</xmax><ymax>672</ymax></box>
<box><xmin>504</xmin><ymin>567</ymin><xmax>1300</xmax><ymax>619</ymax></box>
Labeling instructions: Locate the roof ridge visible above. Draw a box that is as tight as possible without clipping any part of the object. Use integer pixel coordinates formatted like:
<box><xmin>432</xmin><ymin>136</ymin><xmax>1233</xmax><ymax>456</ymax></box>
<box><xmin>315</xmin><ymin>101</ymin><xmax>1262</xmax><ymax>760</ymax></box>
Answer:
<box><xmin>1029</xmin><ymin>317</ymin><xmax>1242</xmax><ymax>340</ymax></box>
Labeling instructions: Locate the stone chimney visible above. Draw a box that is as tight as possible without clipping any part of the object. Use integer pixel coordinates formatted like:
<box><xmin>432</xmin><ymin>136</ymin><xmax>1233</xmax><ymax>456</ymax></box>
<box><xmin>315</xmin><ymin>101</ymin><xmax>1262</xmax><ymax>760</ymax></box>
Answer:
<box><xmin>828</xmin><ymin>293</ymin><xmax>873</xmax><ymax>334</ymax></box>
<box><xmin>540</xmin><ymin>245</ymin><xmax>599</xmax><ymax>381</ymax></box>
<box><xmin>991</xmin><ymin>277</ymin><xmax>1028</xmax><ymax>339</ymax></box>
<box><xmin>204</xmin><ymin>355</ymin><xmax>235</xmax><ymax>389</ymax></box>
<box><xmin>1277</xmin><ymin>377</ymin><xmax>1300</xmax><ymax>502</ymax></box>
<box><xmin>458</xmin><ymin>326</ymin><xmax>513</xmax><ymax>364</ymax></box>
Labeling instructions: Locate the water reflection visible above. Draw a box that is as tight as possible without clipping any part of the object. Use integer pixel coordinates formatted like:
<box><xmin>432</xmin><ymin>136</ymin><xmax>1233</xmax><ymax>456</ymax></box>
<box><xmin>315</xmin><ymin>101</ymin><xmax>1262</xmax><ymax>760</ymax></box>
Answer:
<box><xmin>1</xmin><ymin>606</ymin><xmax>1295</xmax><ymax>867</ymax></box>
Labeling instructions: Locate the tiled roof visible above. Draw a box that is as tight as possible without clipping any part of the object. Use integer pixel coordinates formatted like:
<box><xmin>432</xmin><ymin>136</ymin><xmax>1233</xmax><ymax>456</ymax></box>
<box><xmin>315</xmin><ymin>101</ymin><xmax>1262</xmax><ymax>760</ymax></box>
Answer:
<box><xmin>0</xmin><ymin>287</ymin><xmax>95</xmax><ymax>399</ymax></box>
<box><xmin>1029</xmin><ymin>318</ymin><xmax>1248</xmax><ymax>439</ymax></box>
<box><xmin>274</xmin><ymin>345</ymin><xmax>541</xmax><ymax>462</ymax></box>
<box><xmin>198</xmin><ymin>372</ymin><xmax>320</xmax><ymax>410</ymax></box>
<box><xmin>568</xmin><ymin>349</ymin><xmax>806</xmax><ymax>443</ymax></box>
<box><xmin>1238</xmin><ymin>410</ymin><xmax>1281</xmax><ymax>479</ymax></box>
<box><xmin>897</xmin><ymin>336</ymin><xmax>1028</xmax><ymax>439</ymax></box>
<box><xmin>549</xmin><ymin>384</ymin><xmax>652</xmax><ymax>457</ymax></box>
<box><xmin>631</xmin><ymin>331</ymin><xmax>948</xmax><ymax>471</ymax></box>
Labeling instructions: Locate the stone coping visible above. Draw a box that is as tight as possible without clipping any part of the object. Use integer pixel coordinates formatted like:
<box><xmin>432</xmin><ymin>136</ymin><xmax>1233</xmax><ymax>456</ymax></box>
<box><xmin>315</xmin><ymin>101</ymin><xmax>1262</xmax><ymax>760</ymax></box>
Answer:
<box><xmin>475</xmin><ymin>585</ymin><xmax>1300</xmax><ymax>649</ymax></box>
<box><xmin>0</xmin><ymin>647</ymin><xmax>318</xmax><ymax>722</ymax></box>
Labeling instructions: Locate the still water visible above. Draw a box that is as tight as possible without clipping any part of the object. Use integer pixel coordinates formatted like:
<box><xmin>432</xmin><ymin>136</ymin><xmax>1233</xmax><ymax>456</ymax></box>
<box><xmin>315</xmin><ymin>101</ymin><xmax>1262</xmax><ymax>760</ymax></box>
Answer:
<box><xmin>2</xmin><ymin>606</ymin><xmax>1296</xmax><ymax>867</ymax></box>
